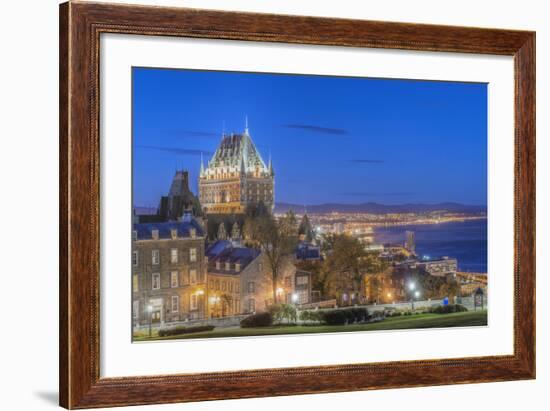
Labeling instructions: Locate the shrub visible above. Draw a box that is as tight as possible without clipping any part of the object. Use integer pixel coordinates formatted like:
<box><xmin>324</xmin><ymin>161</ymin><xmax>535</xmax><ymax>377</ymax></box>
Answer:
<box><xmin>352</xmin><ymin>307</ymin><xmax>369</xmax><ymax>322</ymax></box>
<box><xmin>240</xmin><ymin>312</ymin><xmax>273</xmax><ymax>328</ymax></box>
<box><xmin>321</xmin><ymin>310</ymin><xmax>347</xmax><ymax>325</ymax></box>
<box><xmin>430</xmin><ymin>304</ymin><xmax>468</xmax><ymax>314</ymax></box>
<box><xmin>300</xmin><ymin>310</ymin><xmax>323</xmax><ymax>324</ymax></box>
<box><xmin>269</xmin><ymin>304</ymin><xmax>297</xmax><ymax>324</ymax></box>
<box><xmin>158</xmin><ymin>325</ymin><xmax>215</xmax><ymax>337</ymax></box>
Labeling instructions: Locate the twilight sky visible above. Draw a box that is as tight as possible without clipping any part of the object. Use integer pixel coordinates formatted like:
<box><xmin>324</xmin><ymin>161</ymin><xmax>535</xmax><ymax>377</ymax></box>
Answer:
<box><xmin>133</xmin><ymin>67</ymin><xmax>487</xmax><ymax>208</ymax></box>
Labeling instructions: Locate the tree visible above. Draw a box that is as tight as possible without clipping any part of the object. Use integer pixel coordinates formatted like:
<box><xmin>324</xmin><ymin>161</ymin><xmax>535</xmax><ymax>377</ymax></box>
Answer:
<box><xmin>248</xmin><ymin>213</ymin><xmax>299</xmax><ymax>304</ymax></box>
<box><xmin>325</xmin><ymin>236</ymin><xmax>388</xmax><ymax>304</ymax></box>
<box><xmin>298</xmin><ymin>213</ymin><xmax>315</xmax><ymax>243</ymax></box>
<box><xmin>325</xmin><ymin>235</ymin><xmax>367</xmax><ymax>304</ymax></box>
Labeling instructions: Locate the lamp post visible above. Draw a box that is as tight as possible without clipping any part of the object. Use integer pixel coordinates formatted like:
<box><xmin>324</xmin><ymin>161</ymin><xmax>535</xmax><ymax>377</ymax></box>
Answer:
<box><xmin>414</xmin><ymin>290</ymin><xmax>420</xmax><ymax>310</ymax></box>
<box><xmin>147</xmin><ymin>304</ymin><xmax>153</xmax><ymax>338</ymax></box>
<box><xmin>408</xmin><ymin>282</ymin><xmax>416</xmax><ymax>311</ymax></box>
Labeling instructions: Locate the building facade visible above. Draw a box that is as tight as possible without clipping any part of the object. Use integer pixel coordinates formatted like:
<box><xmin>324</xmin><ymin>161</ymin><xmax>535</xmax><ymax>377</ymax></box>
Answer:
<box><xmin>199</xmin><ymin>121</ymin><xmax>274</xmax><ymax>215</ymax></box>
<box><xmin>132</xmin><ymin>212</ymin><xmax>207</xmax><ymax>327</ymax></box>
<box><xmin>206</xmin><ymin>240</ymin><xmax>297</xmax><ymax>314</ymax></box>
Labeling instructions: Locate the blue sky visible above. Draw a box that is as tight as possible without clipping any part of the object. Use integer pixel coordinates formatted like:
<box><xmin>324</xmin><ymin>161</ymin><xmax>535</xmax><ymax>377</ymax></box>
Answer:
<box><xmin>133</xmin><ymin>67</ymin><xmax>487</xmax><ymax>208</ymax></box>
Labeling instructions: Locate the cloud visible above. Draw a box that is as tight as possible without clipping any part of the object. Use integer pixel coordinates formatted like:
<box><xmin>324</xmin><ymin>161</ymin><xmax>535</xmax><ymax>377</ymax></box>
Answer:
<box><xmin>172</xmin><ymin>129</ymin><xmax>220</xmax><ymax>138</ymax></box>
<box><xmin>137</xmin><ymin>145</ymin><xmax>213</xmax><ymax>157</ymax></box>
<box><xmin>349</xmin><ymin>159</ymin><xmax>385</xmax><ymax>164</ymax></box>
<box><xmin>341</xmin><ymin>192</ymin><xmax>416</xmax><ymax>197</ymax></box>
<box><xmin>282</xmin><ymin>124</ymin><xmax>349</xmax><ymax>135</ymax></box>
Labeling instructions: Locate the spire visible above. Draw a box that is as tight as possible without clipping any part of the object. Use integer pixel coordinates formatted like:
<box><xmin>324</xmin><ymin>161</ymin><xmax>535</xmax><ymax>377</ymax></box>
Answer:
<box><xmin>268</xmin><ymin>152</ymin><xmax>274</xmax><ymax>176</ymax></box>
<box><xmin>244</xmin><ymin>115</ymin><xmax>249</xmax><ymax>135</ymax></box>
<box><xmin>200</xmin><ymin>152</ymin><xmax>205</xmax><ymax>176</ymax></box>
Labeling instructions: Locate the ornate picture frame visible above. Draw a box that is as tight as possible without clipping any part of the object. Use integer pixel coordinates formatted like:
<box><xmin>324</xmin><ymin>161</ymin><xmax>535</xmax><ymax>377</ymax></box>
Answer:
<box><xmin>59</xmin><ymin>1</ymin><xmax>535</xmax><ymax>408</ymax></box>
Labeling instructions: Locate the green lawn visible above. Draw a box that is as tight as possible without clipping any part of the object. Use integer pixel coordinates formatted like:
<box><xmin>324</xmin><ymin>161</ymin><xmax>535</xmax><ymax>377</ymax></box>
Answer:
<box><xmin>134</xmin><ymin>310</ymin><xmax>487</xmax><ymax>341</ymax></box>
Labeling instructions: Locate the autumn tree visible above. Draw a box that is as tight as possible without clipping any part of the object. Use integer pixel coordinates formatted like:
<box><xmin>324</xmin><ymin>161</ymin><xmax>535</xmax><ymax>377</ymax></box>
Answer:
<box><xmin>248</xmin><ymin>211</ymin><xmax>299</xmax><ymax>304</ymax></box>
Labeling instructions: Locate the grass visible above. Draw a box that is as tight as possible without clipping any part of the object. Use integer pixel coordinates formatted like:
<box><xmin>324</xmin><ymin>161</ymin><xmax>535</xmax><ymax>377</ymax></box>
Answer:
<box><xmin>134</xmin><ymin>310</ymin><xmax>487</xmax><ymax>341</ymax></box>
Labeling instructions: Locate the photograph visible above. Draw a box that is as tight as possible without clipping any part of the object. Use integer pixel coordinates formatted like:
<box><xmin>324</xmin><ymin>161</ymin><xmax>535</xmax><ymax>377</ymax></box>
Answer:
<box><xmin>131</xmin><ymin>67</ymin><xmax>488</xmax><ymax>341</ymax></box>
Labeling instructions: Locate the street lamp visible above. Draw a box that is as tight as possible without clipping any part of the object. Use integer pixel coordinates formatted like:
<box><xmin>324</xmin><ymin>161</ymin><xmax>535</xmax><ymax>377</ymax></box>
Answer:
<box><xmin>291</xmin><ymin>293</ymin><xmax>298</xmax><ymax>304</ymax></box>
<box><xmin>408</xmin><ymin>282</ymin><xmax>416</xmax><ymax>311</ymax></box>
<box><xmin>147</xmin><ymin>304</ymin><xmax>153</xmax><ymax>338</ymax></box>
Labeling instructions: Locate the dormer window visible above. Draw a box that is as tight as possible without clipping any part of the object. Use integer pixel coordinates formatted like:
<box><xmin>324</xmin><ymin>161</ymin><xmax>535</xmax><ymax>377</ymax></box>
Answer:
<box><xmin>235</xmin><ymin>262</ymin><xmax>241</xmax><ymax>272</ymax></box>
<box><xmin>151</xmin><ymin>229</ymin><xmax>159</xmax><ymax>240</ymax></box>
<box><xmin>170</xmin><ymin>229</ymin><xmax>177</xmax><ymax>239</ymax></box>
<box><xmin>216</xmin><ymin>261</ymin><xmax>221</xmax><ymax>270</ymax></box>
<box><xmin>132</xmin><ymin>230</ymin><xmax>137</xmax><ymax>241</ymax></box>
<box><xmin>225</xmin><ymin>262</ymin><xmax>231</xmax><ymax>271</ymax></box>
<box><xmin>190</xmin><ymin>228</ymin><xmax>196</xmax><ymax>238</ymax></box>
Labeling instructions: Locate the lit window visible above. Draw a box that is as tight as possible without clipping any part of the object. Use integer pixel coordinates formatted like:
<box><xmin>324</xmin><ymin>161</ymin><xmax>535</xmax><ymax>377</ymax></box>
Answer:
<box><xmin>189</xmin><ymin>248</ymin><xmax>197</xmax><ymax>262</ymax></box>
<box><xmin>248</xmin><ymin>282</ymin><xmax>255</xmax><ymax>293</ymax></box>
<box><xmin>225</xmin><ymin>262</ymin><xmax>230</xmax><ymax>270</ymax></box>
<box><xmin>152</xmin><ymin>273</ymin><xmax>160</xmax><ymax>290</ymax></box>
<box><xmin>132</xmin><ymin>251</ymin><xmax>138</xmax><ymax>266</ymax></box>
<box><xmin>297</xmin><ymin>276</ymin><xmax>308</xmax><ymax>285</ymax></box>
<box><xmin>133</xmin><ymin>274</ymin><xmax>139</xmax><ymax>292</ymax></box>
<box><xmin>190</xmin><ymin>269</ymin><xmax>197</xmax><ymax>284</ymax></box>
<box><xmin>170</xmin><ymin>248</ymin><xmax>178</xmax><ymax>263</ymax></box>
<box><xmin>170</xmin><ymin>229</ymin><xmax>177</xmax><ymax>239</ymax></box>
<box><xmin>171</xmin><ymin>296</ymin><xmax>179</xmax><ymax>313</ymax></box>
<box><xmin>190</xmin><ymin>228</ymin><xmax>196</xmax><ymax>238</ymax></box>
<box><xmin>235</xmin><ymin>263</ymin><xmax>241</xmax><ymax>272</ymax></box>
<box><xmin>190</xmin><ymin>294</ymin><xmax>198</xmax><ymax>310</ymax></box>
<box><xmin>170</xmin><ymin>271</ymin><xmax>178</xmax><ymax>288</ymax></box>
<box><xmin>151</xmin><ymin>229</ymin><xmax>159</xmax><ymax>240</ymax></box>
<box><xmin>152</xmin><ymin>250</ymin><xmax>160</xmax><ymax>265</ymax></box>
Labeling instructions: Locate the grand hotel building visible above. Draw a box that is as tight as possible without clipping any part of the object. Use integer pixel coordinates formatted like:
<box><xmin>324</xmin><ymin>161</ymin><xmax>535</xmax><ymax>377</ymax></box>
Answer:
<box><xmin>199</xmin><ymin>121</ymin><xmax>274</xmax><ymax>215</ymax></box>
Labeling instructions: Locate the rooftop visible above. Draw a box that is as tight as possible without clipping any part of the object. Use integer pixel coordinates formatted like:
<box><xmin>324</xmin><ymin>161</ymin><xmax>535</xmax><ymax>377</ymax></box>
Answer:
<box><xmin>133</xmin><ymin>217</ymin><xmax>205</xmax><ymax>240</ymax></box>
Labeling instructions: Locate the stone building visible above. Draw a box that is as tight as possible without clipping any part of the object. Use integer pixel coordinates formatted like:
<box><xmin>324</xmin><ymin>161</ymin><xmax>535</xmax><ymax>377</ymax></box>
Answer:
<box><xmin>132</xmin><ymin>211</ymin><xmax>207</xmax><ymax>327</ymax></box>
<box><xmin>363</xmin><ymin>269</ymin><xmax>406</xmax><ymax>304</ymax></box>
<box><xmin>136</xmin><ymin>170</ymin><xmax>202</xmax><ymax>223</ymax></box>
<box><xmin>198</xmin><ymin>119</ymin><xmax>274</xmax><ymax>215</ymax></box>
<box><xmin>206</xmin><ymin>240</ymin><xmax>297</xmax><ymax>314</ymax></box>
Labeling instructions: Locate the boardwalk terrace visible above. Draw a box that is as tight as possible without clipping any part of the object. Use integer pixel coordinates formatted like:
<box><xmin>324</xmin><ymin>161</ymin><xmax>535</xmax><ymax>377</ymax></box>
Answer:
<box><xmin>199</xmin><ymin>120</ymin><xmax>274</xmax><ymax>215</ymax></box>
<box><xmin>132</xmin><ymin>211</ymin><xmax>207</xmax><ymax>326</ymax></box>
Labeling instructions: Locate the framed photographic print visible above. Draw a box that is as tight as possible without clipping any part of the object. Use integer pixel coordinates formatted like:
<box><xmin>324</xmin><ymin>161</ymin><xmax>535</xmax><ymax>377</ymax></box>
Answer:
<box><xmin>59</xmin><ymin>1</ymin><xmax>535</xmax><ymax>409</ymax></box>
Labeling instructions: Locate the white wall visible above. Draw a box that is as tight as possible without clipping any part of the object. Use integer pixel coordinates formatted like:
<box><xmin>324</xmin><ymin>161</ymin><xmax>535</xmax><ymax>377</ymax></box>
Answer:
<box><xmin>0</xmin><ymin>0</ymin><xmax>547</xmax><ymax>410</ymax></box>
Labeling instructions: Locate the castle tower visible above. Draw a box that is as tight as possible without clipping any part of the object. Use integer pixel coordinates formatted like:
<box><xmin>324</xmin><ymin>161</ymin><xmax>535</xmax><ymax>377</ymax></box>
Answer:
<box><xmin>198</xmin><ymin>119</ymin><xmax>274</xmax><ymax>215</ymax></box>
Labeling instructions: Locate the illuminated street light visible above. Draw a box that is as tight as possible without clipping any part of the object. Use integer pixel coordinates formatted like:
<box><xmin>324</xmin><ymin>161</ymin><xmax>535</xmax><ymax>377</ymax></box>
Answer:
<box><xmin>408</xmin><ymin>282</ymin><xmax>416</xmax><ymax>291</ymax></box>
<box><xmin>291</xmin><ymin>293</ymin><xmax>298</xmax><ymax>303</ymax></box>
<box><xmin>414</xmin><ymin>291</ymin><xmax>420</xmax><ymax>299</ymax></box>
